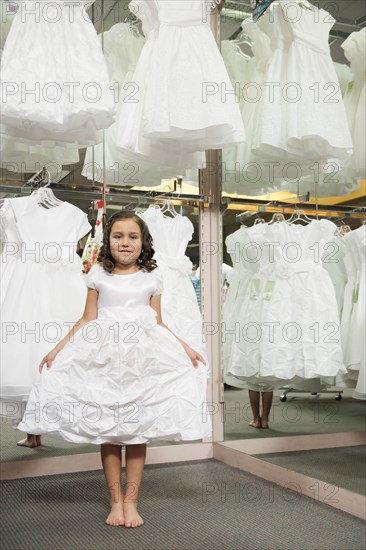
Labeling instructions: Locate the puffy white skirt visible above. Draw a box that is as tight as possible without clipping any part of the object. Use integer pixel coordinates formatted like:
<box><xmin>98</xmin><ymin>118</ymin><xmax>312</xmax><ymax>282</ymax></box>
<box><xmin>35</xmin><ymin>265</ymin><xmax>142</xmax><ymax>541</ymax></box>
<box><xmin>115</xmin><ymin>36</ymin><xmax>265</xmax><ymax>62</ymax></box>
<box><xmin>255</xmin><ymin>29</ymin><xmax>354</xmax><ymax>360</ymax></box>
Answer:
<box><xmin>18</xmin><ymin>306</ymin><xmax>211</xmax><ymax>445</ymax></box>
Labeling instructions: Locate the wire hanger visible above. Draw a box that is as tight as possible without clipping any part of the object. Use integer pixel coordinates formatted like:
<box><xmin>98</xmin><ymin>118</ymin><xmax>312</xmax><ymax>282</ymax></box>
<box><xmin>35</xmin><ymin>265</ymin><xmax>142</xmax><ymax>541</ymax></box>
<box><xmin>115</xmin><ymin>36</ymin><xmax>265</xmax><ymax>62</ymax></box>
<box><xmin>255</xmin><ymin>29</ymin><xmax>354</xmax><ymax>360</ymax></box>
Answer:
<box><xmin>26</xmin><ymin>168</ymin><xmax>63</xmax><ymax>209</ymax></box>
<box><xmin>268</xmin><ymin>212</ymin><xmax>286</xmax><ymax>224</ymax></box>
<box><xmin>160</xmin><ymin>199</ymin><xmax>178</xmax><ymax>218</ymax></box>
<box><xmin>286</xmin><ymin>209</ymin><xmax>313</xmax><ymax>224</ymax></box>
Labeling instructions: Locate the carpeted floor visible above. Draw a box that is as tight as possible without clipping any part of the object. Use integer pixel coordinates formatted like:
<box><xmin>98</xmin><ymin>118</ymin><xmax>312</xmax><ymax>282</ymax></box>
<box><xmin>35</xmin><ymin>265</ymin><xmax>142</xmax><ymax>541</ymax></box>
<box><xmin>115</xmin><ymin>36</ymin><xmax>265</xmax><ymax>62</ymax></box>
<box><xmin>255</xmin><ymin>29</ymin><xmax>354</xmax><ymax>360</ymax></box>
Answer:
<box><xmin>1</xmin><ymin>460</ymin><xmax>365</xmax><ymax>550</ymax></box>
<box><xmin>224</xmin><ymin>388</ymin><xmax>366</xmax><ymax>440</ymax></box>
<box><xmin>256</xmin><ymin>446</ymin><xmax>366</xmax><ymax>496</ymax></box>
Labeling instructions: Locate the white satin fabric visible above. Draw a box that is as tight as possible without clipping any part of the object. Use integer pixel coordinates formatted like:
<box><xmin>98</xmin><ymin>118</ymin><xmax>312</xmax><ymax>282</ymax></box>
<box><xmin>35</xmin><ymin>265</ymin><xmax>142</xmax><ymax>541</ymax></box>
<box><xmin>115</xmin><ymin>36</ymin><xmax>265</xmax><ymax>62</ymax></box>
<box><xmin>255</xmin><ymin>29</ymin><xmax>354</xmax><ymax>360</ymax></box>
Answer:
<box><xmin>18</xmin><ymin>265</ymin><xmax>211</xmax><ymax>444</ymax></box>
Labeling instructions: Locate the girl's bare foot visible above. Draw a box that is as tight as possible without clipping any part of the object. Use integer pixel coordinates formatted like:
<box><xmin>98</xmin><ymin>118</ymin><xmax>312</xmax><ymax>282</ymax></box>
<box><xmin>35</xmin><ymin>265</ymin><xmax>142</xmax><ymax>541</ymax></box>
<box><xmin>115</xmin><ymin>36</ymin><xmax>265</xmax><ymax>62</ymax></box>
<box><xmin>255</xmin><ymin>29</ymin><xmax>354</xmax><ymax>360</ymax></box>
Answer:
<box><xmin>17</xmin><ymin>434</ymin><xmax>40</xmax><ymax>447</ymax></box>
<box><xmin>249</xmin><ymin>418</ymin><xmax>262</xmax><ymax>429</ymax></box>
<box><xmin>261</xmin><ymin>418</ymin><xmax>269</xmax><ymax>429</ymax></box>
<box><xmin>123</xmin><ymin>502</ymin><xmax>144</xmax><ymax>528</ymax></box>
<box><xmin>106</xmin><ymin>502</ymin><xmax>124</xmax><ymax>527</ymax></box>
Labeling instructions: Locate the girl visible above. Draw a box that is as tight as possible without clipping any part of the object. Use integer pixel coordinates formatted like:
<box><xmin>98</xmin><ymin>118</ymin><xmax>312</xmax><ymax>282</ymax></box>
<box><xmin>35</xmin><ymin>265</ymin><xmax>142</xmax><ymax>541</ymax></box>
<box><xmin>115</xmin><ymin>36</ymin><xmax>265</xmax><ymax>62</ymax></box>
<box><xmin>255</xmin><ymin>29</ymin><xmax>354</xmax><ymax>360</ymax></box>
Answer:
<box><xmin>18</xmin><ymin>211</ymin><xmax>210</xmax><ymax>528</ymax></box>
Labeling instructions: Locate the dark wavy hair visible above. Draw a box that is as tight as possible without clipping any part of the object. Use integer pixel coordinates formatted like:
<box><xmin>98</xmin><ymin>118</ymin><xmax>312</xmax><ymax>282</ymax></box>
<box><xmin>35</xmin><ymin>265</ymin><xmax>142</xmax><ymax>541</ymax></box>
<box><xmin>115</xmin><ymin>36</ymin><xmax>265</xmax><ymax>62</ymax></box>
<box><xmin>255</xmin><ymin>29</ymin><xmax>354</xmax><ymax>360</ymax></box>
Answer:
<box><xmin>97</xmin><ymin>211</ymin><xmax>157</xmax><ymax>273</ymax></box>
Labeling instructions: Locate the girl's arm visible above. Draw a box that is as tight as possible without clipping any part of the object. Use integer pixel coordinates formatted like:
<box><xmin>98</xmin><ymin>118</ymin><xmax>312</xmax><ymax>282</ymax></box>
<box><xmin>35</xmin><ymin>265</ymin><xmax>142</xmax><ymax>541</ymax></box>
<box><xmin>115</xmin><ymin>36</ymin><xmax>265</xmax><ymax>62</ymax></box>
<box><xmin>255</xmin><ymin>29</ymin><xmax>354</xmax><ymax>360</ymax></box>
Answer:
<box><xmin>39</xmin><ymin>288</ymin><xmax>98</xmax><ymax>372</ymax></box>
<box><xmin>150</xmin><ymin>295</ymin><xmax>206</xmax><ymax>369</ymax></box>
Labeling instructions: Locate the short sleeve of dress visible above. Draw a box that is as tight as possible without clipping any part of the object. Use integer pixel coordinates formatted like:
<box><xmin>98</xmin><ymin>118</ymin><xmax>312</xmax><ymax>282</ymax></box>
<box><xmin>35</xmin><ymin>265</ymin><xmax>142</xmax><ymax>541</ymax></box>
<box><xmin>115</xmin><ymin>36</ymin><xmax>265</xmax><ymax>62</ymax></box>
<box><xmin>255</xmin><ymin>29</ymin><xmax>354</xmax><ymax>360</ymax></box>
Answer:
<box><xmin>152</xmin><ymin>271</ymin><xmax>164</xmax><ymax>296</ymax></box>
<box><xmin>85</xmin><ymin>264</ymin><xmax>100</xmax><ymax>290</ymax></box>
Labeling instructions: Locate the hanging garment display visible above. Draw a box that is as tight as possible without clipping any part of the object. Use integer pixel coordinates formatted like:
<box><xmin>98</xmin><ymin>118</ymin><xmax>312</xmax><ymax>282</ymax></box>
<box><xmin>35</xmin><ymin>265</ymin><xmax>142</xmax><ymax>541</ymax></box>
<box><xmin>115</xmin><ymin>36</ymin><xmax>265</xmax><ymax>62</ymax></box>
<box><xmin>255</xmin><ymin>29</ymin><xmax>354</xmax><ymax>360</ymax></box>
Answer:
<box><xmin>115</xmin><ymin>0</ymin><xmax>206</xmax><ymax>169</ymax></box>
<box><xmin>342</xmin><ymin>28</ymin><xmax>366</xmax><ymax>176</ymax></box>
<box><xmin>18</xmin><ymin>264</ymin><xmax>211</xmax><ymax>444</ymax></box>
<box><xmin>227</xmin><ymin>219</ymin><xmax>346</xmax><ymax>385</ymax></box>
<box><xmin>338</xmin><ymin>225</ymin><xmax>366</xmax><ymax>399</ymax></box>
<box><xmin>139</xmin><ymin>205</ymin><xmax>206</xmax><ymax>357</ymax></box>
<box><xmin>1</xmin><ymin>140</ymin><xmax>79</xmax><ymax>177</ymax></box>
<box><xmin>252</xmin><ymin>0</ymin><xmax>353</xmax><ymax>162</ymax></box>
<box><xmin>82</xmin><ymin>22</ymin><xmax>188</xmax><ymax>186</ymax></box>
<box><xmin>223</xmin><ymin>225</ymin><xmax>261</xmax><ymax>388</ymax></box>
<box><xmin>0</xmin><ymin>0</ymin><xmax>115</xmax><ymax>148</ymax></box>
<box><xmin>116</xmin><ymin>0</ymin><xmax>245</xmax><ymax>168</ymax></box>
<box><xmin>0</xmin><ymin>193</ymin><xmax>91</xmax><ymax>420</ymax></box>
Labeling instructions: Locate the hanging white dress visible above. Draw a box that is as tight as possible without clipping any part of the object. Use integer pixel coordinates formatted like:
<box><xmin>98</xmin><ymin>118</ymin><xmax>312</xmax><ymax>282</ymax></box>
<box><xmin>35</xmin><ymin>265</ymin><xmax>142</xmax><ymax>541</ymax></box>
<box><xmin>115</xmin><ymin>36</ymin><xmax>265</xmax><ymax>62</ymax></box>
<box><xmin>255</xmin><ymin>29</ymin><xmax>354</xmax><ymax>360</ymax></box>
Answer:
<box><xmin>139</xmin><ymin>207</ymin><xmax>205</xmax><ymax>357</ymax></box>
<box><xmin>223</xmin><ymin>226</ymin><xmax>260</xmax><ymax>373</ymax></box>
<box><xmin>252</xmin><ymin>1</ymin><xmax>352</xmax><ymax>161</ymax></box>
<box><xmin>142</xmin><ymin>0</ymin><xmax>245</xmax><ymax>149</ymax></box>
<box><xmin>0</xmin><ymin>195</ymin><xmax>91</xmax><ymax>420</ymax></box>
<box><xmin>229</xmin><ymin>220</ymin><xmax>345</xmax><ymax>383</ymax></box>
<box><xmin>18</xmin><ymin>265</ymin><xmax>211</xmax><ymax>444</ymax></box>
<box><xmin>338</xmin><ymin>226</ymin><xmax>366</xmax><ymax>399</ymax></box>
<box><xmin>342</xmin><ymin>28</ymin><xmax>366</xmax><ymax>176</ymax></box>
<box><xmin>114</xmin><ymin>0</ymin><xmax>205</xmax><ymax>169</ymax></box>
<box><xmin>116</xmin><ymin>0</ymin><xmax>244</xmax><ymax>167</ymax></box>
<box><xmin>0</xmin><ymin>0</ymin><xmax>115</xmax><ymax>147</ymax></box>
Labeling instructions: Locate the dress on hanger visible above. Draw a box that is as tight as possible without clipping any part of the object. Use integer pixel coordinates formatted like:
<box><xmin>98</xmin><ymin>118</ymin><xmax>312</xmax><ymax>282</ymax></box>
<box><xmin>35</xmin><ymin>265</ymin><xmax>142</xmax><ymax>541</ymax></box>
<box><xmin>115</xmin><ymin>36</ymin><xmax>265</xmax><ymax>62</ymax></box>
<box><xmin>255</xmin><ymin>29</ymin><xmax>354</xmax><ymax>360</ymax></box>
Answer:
<box><xmin>0</xmin><ymin>0</ymin><xmax>115</xmax><ymax>147</ymax></box>
<box><xmin>116</xmin><ymin>0</ymin><xmax>245</xmax><ymax>167</ymax></box>
<box><xmin>139</xmin><ymin>207</ymin><xmax>206</xmax><ymax>357</ymax></box>
<box><xmin>115</xmin><ymin>0</ymin><xmax>206</xmax><ymax>169</ymax></box>
<box><xmin>229</xmin><ymin>220</ymin><xmax>345</xmax><ymax>384</ymax></box>
<box><xmin>0</xmin><ymin>195</ymin><xmax>91</xmax><ymax>420</ymax></box>
<box><xmin>252</xmin><ymin>0</ymin><xmax>353</xmax><ymax>161</ymax></box>
<box><xmin>143</xmin><ymin>0</ymin><xmax>245</xmax><ymax>149</ymax></box>
<box><xmin>338</xmin><ymin>226</ymin><xmax>366</xmax><ymax>399</ymax></box>
<box><xmin>342</xmin><ymin>28</ymin><xmax>366</xmax><ymax>176</ymax></box>
<box><xmin>18</xmin><ymin>265</ymin><xmax>211</xmax><ymax>444</ymax></box>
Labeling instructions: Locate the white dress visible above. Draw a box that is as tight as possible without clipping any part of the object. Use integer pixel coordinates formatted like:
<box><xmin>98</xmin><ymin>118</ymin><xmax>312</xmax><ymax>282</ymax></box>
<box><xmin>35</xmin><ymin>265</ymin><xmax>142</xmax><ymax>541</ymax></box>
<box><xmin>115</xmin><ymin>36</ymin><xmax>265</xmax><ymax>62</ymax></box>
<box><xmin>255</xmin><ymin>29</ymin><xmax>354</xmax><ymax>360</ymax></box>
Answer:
<box><xmin>0</xmin><ymin>0</ymin><xmax>115</xmax><ymax>147</ymax></box>
<box><xmin>338</xmin><ymin>227</ymin><xmax>366</xmax><ymax>399</ymax></box>
<box><xmin>142</xmin><ymin>0</ymin><xmax>245</xmax><ymax>149</ymax></box>
<box><xmin>229</xmin><ymin>220</ymin><xmax>345</xmax><ymax>383</ymax></box>
<box><xmin>253</xmin><ymin>1</ymin><xmax>353</xmax><ymax>161</ymax></box>
<box><xmin>17</xmin><ymin>265</ymin><xmax>211</xmax><ymax>444</ymax></box>
<box><xmin>139</xmin><ymin>208</ymin><xmax>205</xmax><ymax>357</ymax></box>
<box><xmin>223</xmin><ymin>226</ymin><xmax>260</xmax><ymax>374</ymax></box>
<box><xmin>0</xmin><ymin>195</ymin><xmax>91</xmax><ymax>420</ymax></box>
<box><xmin>342</xmin><ymin>28</ymin><xmax>366</xmax><ymax>176</ymax></box>
<box><xmin>116</xmin><ymin>0</ymin><xmax>244</xmax><ymax>167</ymax></box>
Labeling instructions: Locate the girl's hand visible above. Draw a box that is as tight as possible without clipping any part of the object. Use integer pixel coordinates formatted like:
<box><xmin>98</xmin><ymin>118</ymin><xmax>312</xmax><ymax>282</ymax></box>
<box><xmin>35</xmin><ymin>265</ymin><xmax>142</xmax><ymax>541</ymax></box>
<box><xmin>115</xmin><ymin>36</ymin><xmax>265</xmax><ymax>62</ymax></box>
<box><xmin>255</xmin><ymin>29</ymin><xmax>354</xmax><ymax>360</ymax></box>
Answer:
<box><xmin>38</xmin><ymin>349</ymin><xmax>59</xmax><ymax>373</ymax></box>
<box><xmin>184</xmin><ymin>346</ymin><xmax>206</xmax><ymax>369</ymax></box>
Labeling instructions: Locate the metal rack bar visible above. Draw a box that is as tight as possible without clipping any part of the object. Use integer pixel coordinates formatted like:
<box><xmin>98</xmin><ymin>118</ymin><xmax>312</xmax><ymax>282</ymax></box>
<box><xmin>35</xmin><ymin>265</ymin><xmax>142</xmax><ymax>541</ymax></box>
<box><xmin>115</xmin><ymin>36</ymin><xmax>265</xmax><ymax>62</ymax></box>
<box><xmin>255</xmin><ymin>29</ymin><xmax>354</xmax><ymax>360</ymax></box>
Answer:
<box><xmin>0</xmin><ymin>184</ymin><xmax>212</xmax><ymax>206</ymax></box>
<box><xmin>227</xmin><ymin>199</ymin><xmax>366</xmax><ymax>221</ymax></box>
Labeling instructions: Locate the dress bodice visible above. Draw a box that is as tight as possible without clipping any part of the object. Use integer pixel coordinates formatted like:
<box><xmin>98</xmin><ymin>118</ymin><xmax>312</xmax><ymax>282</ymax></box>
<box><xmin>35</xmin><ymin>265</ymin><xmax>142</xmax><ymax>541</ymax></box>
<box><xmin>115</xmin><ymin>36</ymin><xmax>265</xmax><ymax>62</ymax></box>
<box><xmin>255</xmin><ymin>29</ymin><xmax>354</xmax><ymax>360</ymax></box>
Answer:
<box><xmin>1</xmin><ymin>195</ymin><xmax>90</xmax><ymax>264</ymax></box>
<box><xmin>139</xmin><ymin>208</ymin><xmax>194</xmax><ymax>258</ymax></box>
<box><xmin>250</xmin><ymin>220</ymin><xmax>337</xmax><ymax>275</ymax></box>
<box><xmin>85</xmin><ymin>264</ymin><xmax>162</xmax><ymax>310</ymax></box>
<box><xmin>155</xmin><ymin>0</ymin><xmax>210</xmax><ymax>26</ymax></box>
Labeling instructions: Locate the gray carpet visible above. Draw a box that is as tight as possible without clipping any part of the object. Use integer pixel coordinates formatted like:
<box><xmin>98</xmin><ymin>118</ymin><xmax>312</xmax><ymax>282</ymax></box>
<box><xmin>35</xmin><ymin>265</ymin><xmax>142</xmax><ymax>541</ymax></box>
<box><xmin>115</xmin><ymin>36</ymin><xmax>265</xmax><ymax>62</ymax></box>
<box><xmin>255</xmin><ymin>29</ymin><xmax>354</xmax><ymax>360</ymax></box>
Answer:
<box><xmin>1</xmin><ymin>460</ymin><xmax>365</xmax><ymax>550</ymax></box>
<box><xmin>224</xmin><ymin>388</ymin><xmax>366</xmax><ymax>440</ymax></box>
<box><xmin>256</xmin><ymin>446</ymin><xmax>366</xmax><ymax>496</ymax></box>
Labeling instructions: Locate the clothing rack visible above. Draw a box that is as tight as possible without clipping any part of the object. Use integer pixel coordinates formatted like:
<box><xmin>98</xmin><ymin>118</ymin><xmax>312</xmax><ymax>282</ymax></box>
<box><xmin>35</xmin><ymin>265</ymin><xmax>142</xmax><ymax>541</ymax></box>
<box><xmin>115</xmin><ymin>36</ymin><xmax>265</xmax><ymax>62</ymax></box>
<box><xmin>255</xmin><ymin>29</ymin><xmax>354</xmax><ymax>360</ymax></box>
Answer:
<box><xmin>0</xmin><ymin>183</ymin><xmax>212</xmax><ymax>208</ymax></box>
<box><xmin>230</xmin><ymin>199</ymin><xmax>366</xmax><ymax>221</ymax></box>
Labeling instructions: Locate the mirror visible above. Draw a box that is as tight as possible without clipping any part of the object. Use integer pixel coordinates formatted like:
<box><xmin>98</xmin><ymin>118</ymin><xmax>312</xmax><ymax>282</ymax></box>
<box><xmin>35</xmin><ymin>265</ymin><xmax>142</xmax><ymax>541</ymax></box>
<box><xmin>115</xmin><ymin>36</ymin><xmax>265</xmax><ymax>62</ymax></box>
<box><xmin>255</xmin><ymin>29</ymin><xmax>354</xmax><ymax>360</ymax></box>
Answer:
<box><xmin>220</xmin><ymin>0</ymin><xmax>366</xmax><ymax>497</ymax></box>
<box><xmin>0</xmin><ymin>0</ymin><xmax>203</xmax><ymax>464</ymax></box>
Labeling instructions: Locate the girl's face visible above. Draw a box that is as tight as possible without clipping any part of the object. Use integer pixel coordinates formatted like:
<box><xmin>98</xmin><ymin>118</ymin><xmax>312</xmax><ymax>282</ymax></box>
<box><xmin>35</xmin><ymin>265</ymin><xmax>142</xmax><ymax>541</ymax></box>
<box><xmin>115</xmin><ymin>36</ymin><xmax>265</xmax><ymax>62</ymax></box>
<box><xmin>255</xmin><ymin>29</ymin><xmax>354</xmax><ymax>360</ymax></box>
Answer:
<box><xmin>109</xmin><ymin>219</ymin><xmax>142</xmax><ymax>266</ymax></box>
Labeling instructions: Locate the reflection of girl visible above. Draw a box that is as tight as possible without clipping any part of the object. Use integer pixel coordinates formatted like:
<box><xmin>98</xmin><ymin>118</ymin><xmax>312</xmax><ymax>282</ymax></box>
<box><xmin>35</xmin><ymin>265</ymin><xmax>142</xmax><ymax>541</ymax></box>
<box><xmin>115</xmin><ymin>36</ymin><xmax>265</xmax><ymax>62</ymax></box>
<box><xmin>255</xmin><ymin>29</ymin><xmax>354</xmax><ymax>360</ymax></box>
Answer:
<box><xmin>18</xmin><ymin>211</ymin><xmax>210</xmax><ymax>528</ymax></box>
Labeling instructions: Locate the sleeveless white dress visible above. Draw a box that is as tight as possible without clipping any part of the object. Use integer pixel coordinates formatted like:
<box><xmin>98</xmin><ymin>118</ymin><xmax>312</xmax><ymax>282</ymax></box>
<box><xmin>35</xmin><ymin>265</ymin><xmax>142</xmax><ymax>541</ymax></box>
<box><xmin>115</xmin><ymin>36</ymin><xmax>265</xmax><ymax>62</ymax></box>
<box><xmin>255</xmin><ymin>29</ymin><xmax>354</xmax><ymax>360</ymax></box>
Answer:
<box><xmin>0</xmin><ymin>196</ymin><xmax>91</xmax><ymax>420</ymax></box>
<box><xmin>252</xmin><ymin>1</ymin><xmax>353</xmax><ymax>161</ymax></box>
<box><xmin>18</xmin><ymin>265</ymin><xmax>211</xmax><ymax>444</ymax></box>
<box><xmin>0</xmin><ymin>0</ymin><xmax>115</xmax><ymax>147</ymax></box>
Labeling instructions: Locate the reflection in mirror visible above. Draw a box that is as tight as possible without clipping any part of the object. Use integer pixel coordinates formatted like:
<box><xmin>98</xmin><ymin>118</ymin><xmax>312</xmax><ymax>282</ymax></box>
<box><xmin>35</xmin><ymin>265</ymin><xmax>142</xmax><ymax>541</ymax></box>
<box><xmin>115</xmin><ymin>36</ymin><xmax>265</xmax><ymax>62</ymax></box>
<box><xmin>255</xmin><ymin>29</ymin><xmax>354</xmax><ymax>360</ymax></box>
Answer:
<box><xmin>220</xmin><ymin>0</ymin><xmax>366</xmax><ymax>452</ymax></box>
<box><xmin>0</xmin><ymin>0</ymin><xmax>205</xmax><ymax>463</ymax></box>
